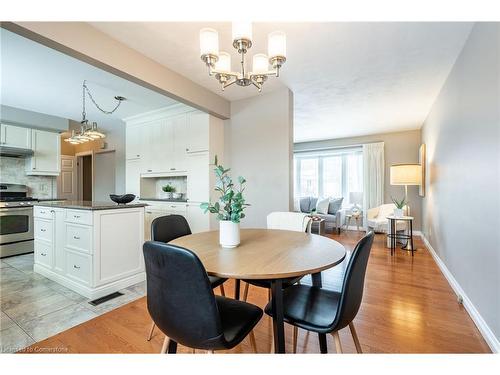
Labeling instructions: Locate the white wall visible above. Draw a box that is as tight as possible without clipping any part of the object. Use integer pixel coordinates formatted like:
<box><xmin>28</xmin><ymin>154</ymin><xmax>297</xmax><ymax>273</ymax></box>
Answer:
<box><xmin>224</xmin><ymin>88</ymin><xmax>294</xmax><ymax>228</ymax></box>
<box><xmin>422</xmin><ymin>23</ymin><xmax>500</xmax><ymax>345</ymax></box>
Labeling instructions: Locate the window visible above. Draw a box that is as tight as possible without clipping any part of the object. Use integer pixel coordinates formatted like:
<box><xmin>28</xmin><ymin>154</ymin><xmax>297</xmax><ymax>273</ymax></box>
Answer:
<box><xmin>294</xmin><ymin>148</ymin><xmax>363</xmax><ymax>207</ymax></box>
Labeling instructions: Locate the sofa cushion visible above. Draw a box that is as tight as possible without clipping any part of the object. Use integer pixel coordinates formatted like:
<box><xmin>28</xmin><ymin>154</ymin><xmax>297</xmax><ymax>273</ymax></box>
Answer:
<box><xmin>316</xmin><ymin>197</ymin><xmax>330</xmax><ymax>214</ymax></box>
<box><xmin>299</xmin><ymin>197</ymin><xmax>311</xmax><ymax>213</ymax></box>
<box><xmin>328</xmin><ymin>197</ymin><xmax>343</xmax><ymax>214</ymax></box>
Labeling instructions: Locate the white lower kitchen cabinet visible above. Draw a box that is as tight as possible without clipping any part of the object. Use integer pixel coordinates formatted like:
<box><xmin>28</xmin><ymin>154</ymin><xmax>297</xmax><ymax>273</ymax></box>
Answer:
<box><xmin>33</xmin><ymin>204</ymin><xmax>145</xmax><ymax>299</ymax></box>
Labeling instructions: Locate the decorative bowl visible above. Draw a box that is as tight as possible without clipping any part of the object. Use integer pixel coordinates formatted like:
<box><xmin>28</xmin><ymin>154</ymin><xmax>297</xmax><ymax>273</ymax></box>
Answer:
<box><xmin>172</xmin><ymin>192</ymin><xmax>183</xmax><ymax>199</ymax></box>
<box><xmin>110</xmin><ymin>194</ymin><xmax>136</xmax><ymax>204</ymax></box>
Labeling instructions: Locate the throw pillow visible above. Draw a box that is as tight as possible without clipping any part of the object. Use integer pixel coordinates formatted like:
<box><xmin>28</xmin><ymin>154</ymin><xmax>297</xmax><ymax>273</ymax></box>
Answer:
<box><xmin>328</xmin><ymin>197</ymin><xmax>344</xmax><ymax>214</ymax></box>
<box><xmin>316</xmin><ymin>197</ymin><xmax>330</xmax><ymax>214</ymax></box>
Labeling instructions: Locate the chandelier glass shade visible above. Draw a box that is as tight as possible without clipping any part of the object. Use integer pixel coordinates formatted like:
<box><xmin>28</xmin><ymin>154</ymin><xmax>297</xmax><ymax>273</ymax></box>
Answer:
<box><xmin>199</xmin><ymin>22</ymin><xmax>286</xmax><ymax>92</ymax></box>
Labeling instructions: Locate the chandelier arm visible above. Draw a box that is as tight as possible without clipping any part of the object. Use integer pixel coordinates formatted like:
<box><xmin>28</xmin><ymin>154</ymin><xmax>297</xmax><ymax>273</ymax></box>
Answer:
<box><xmin>210</xmin><ymin>67</ymin><xmax>239</xmax><ymax>78</ymax></box>
<box><xmin>223</xmin><ymin>79</ymin><xmax>238</xmax><ymax>89</ymax></box>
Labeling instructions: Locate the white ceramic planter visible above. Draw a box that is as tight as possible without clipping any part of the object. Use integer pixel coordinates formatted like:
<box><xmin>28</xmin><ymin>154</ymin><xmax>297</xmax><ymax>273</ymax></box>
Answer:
<box><xmin>219</xmin><ymin>220</ymin><xmax>240</xmax><ymax>248</ymax></box>
<box><xmin>394</xmin><ymin>208</ymin><xmax>404</xmax><ymax>217</ymax></box>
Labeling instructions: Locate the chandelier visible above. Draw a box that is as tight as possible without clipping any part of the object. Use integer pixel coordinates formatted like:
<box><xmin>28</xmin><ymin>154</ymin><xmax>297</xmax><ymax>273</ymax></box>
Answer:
<box><xmin>64</xmin><ymin>80</ymin><xmax>126</xmax><ymax>145</ymax></box>
<box><xmin>199</xmin><ymin>22</ymin><xmax>286</xmax><ymax>92</ymax></box>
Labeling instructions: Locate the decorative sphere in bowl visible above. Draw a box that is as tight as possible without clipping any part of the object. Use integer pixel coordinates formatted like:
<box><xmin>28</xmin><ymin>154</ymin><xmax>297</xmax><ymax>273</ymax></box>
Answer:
<box><xmin>110</xmin><ymin>194</ymin><xmax>136</xmax><ymax>204</ymax></box>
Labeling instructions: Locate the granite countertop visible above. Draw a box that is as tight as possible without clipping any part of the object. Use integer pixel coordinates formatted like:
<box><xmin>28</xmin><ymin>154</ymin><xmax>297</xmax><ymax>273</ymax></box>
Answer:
<box><xmin>34</xmin><ymin>200</ymin><xmax>148</xmax><ymax>211</ymax></box>
<box><xmin>36</xmin><ymin>198</ymin><xmax>68</xmax><ymax>202</ymax></box>
<box><xmin>139</xmin><ymin>197</ymin><xmax>188</xmax><ymax>203</ymax></box>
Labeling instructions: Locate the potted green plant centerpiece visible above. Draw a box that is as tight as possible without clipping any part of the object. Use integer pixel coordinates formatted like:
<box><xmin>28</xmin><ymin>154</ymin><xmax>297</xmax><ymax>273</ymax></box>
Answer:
<box><xmin>391</xmin><ymin>196</ymin><xmax>407</xmax><ymax>218</ymax></box>
<box><xmin>162</xmin><ymin>184</ymin><xmax>176</xmax><ymax>199</ymax></box>
<box><xmin>200</xmin><ymin>157</ymin><xmax>249</xmax><ymax>248</ymax></box>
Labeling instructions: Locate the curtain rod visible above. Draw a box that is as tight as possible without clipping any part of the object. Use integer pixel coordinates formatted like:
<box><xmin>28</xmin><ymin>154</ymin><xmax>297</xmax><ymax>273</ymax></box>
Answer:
<box><xmin>293</xmin><ymin>141</ymin><xmax>382</xmax><ymax>154</ymax></box>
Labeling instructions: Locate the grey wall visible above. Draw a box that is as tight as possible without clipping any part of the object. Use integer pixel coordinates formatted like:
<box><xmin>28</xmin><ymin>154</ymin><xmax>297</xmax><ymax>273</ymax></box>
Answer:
<box><xmin>1</xmin><ymin>104</ymin><xmax>69</xmax><ymax>131</ymax></box>
<box><xmin>225</xmin><ymin>88</ymin><xmax>294</xmax><ymax>228</ymax></box>
<box><xmin>295</xmin><ymin>129</ymin><xmax>423</xmax><ymax>230</ymax></box>
<box><xmin>421</xmin><ymin>23</ymin><xmax>500</xmax><ymax>342</ymax></box>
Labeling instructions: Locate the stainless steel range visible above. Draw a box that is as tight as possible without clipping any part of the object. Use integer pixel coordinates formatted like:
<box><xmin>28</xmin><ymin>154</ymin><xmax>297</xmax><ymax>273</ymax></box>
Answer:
<box><xmin>0</xmin><ymin>183</ymin><xmax>38</xmax><ymax>258</ymax></box>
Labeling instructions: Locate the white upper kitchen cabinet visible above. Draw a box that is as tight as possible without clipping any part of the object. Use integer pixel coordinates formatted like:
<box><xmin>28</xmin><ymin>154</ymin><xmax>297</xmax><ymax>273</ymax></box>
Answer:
<box><xmin>186</xmin><ymin>112</ymin><xmax>209</xmax><ymax>153</ymax></box>
<box><xmin>0</xmin><ymin>123</ymin><xmax>32</xmax><ymax>149</ymax></box>
<box><xmin>126</xmin><ymin>125</ymin><xmax>143</xmax><ymax>160</ymax></box>
<box><xmin>171</xmin><ymin>114</ymin><xmax>188</xmax><ymax>172</ymax></box>
<box><xmin>26</xmin><ymin>129</ymin><xmax>61</xmax><ymax>176</ymax></box>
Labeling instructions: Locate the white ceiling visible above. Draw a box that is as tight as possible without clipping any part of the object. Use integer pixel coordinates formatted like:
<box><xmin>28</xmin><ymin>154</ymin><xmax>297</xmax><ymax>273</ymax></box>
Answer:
<box><xmin>91</xmin><ymin>22</ymin><xmax>473</xmax><ymax>142</ymax></box>
<box><xmin>0</xmin><ymin>29</ymin><xmax>179</xmax><ymax>132</ymax></box>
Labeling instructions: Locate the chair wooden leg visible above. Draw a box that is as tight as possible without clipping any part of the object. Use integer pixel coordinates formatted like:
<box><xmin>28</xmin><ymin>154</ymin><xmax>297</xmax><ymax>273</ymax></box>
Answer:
<box><xmin>191</xmin><ymin>348</ymin><xmax>196</xmax><ymax>354</ymax></box>
<box><xmin>147</xmin><ymin>321</ymin><xmax>155</xmax><ymax>341</ymax></box>
<box><xmin>292</xmin><ymin>326</ymin><xmax>298</xmax><ymax>353</ymax></box>
<box><xmin>249</xmin><ymin>330</ymin><xmax>258</xmax><ymax>353</ymax></box>
<box><xmin>219</xmin><ymin>284</ymin><xmax>226</xmax><ymax>297</ymax></box>
<box><xmin>331</xmin><ymin>331</ymin><xmax>342</xmax><ymax>354</ymax></box>
<box><xmin>206</xmin><ymin>350</ymin><xmax>214</xmax><ymax>354</ymax></box>
<box><xmin>160</xmin><ymin>336</ymin><xmax>170</xmax><ymax>354</ymax></box>
<box><xmin>349</xmin><ymin>322</ymin><xmax>362</xmax><ymax>353</ymax></box>
<box><xmin>242</xmin><ymin>282</ymin><xmax>249</xmax><ymax>301</ymax></box>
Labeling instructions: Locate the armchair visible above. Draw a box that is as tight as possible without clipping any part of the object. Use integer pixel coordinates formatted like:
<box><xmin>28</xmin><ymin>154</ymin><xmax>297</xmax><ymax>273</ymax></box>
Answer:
<box><xmin>366</xmin><ymin>203</ymin><xmax>407</xmax><ymax>247</ymax></box>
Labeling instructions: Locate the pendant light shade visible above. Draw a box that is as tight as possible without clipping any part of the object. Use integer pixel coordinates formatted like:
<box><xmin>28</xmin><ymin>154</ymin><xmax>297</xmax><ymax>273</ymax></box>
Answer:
<box><xmin>232</xmin><ymin>22</ymin><xmax>252</xmax><ymax>42</ymax></box>
<box><xmin>252</xmin><ymin>54</ymin><xmax>269</xmax><ymax>75</ymax></box>
<box><xmin>215</xmin><ymin>52</ymin><xmax>231</xmax><ymax>73</ymax></box>
<box><xmin>268</xmin><ymin>31</ymin><xmax>286</xmax><ymax>58</ymax></box>
<box><xmin>200</xmin><ymin>28</ymin><xmax>219</xmax><ymax>56</ymax></box>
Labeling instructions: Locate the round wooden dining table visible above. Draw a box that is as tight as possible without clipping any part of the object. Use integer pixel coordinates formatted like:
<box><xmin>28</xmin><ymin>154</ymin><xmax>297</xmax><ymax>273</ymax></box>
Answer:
<box><xmin>170</xmin><ymin>228</ymin><xmax>346</xmax><ymax>353</ymax></box>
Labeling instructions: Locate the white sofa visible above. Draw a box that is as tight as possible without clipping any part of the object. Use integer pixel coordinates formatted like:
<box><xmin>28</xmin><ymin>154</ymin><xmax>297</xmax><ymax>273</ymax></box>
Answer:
<box><xmin>366</xmin><ymin>203</ymin><xmax>407</xmax><ymax>233</ymax></box>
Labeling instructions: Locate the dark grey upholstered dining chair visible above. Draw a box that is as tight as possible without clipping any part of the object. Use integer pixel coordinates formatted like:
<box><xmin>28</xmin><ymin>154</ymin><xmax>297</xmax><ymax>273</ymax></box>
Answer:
<box><xmin>264</xmin><ymin>231</ymin><xmax>374</xmax><ymax>353</ymax></box>
<box><xmin>143</xmin><ymin>241</ymin><xmax>263</xmax><ymax>353</ymax></box>
<box><xmin>146</xmin><ymin>214</ymin><xmax>227</xmax><ymax>341</ymax></box>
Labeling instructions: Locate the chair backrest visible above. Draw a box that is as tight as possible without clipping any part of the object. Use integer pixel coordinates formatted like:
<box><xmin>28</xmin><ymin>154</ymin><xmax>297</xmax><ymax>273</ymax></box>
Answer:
<box><xmin>151</xmin><ymin>214</ymin><xmax>191</xmax><ymax>243</ymax></box>
<box><xmin>266</xmin><ymin>211</ymin><xmax>312</xmax><ymax>233</ymax></box>
<box><xmin>333</xmin><ymin>231</ymin><xmax>374</xmax><ymax>329</ymax></box>
<box><xmin>143</xmin><ymin>241</ymin><xmax>223</xmax><ymax>348</ymax></box>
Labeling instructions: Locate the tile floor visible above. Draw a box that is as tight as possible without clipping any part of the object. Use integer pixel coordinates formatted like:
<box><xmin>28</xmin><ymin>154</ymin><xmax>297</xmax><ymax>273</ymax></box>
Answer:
<box><xmin>0</xmin><ymin>253</ymin><xmax>146</xmax><ymax>353</ymax></box>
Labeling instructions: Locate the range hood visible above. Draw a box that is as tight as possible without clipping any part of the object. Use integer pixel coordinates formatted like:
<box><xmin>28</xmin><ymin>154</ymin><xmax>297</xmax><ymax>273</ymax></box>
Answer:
<box><xmin>0</xmin><ymin>146</ymin><xmax>34</xmax><ymax>158</ymax></box>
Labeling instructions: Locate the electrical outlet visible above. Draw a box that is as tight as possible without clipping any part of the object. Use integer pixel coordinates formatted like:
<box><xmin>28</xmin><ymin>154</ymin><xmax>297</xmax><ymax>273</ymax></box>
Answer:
<box><xmin>457</xmin><ymin>295</ymin><xmax>464</xmax><ymax>304</ymax></box>
<box><xmin>40</xmin><ymin>183</ymin><xmax>48</xmax><ymax>192</ymax></box>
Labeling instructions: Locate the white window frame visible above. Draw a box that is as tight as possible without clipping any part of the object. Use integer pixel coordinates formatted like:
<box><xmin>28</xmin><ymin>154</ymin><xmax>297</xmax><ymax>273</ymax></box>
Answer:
<box><xmin>294</xmin><ymin>147</ymin><xmax>363</xmax><ymax>206</ymax></box>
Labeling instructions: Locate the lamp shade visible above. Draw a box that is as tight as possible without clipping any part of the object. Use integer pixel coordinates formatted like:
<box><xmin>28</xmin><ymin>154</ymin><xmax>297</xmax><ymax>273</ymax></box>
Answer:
<box><xmin>390</xmin><ymin>164</ymin><xmax>422</xmax><ymax>186</ymax></box>
<box><xmin>232</xmin><ymin>22</ymin><xmax>252</xmax><ymax>41</ymax></box>
<box><xmin>215</xmin><ymin>52</ymin><xmax>231</xmax><ymax>73</ymax></box>
<box><xmin>268</xmin><ymin>31</ymin><xmax>286</xmax><ymax>58</ymax></box>
<box><xmin>199</xmin><ymin>28</ymin><xmax>219</xmax><ymax>56</ymax></box>
<box><xmin>252</xmin><ymin>54</ymin><xmax>269</xmax><ymax>75</ymax></box>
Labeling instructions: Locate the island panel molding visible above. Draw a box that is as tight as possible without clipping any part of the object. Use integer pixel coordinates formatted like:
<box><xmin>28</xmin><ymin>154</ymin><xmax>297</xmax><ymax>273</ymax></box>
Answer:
<box><xmin>33</xmin><ymin>203</ymin><xmax>146</xmax><ymax>299</ymax></box>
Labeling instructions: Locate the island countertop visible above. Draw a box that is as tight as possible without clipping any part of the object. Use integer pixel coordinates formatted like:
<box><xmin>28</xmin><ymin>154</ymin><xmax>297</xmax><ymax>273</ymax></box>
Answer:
<box><xmin>34</xmin><ymin>200</ymin><xmax>148</xmax><ymax>211</ymax></box>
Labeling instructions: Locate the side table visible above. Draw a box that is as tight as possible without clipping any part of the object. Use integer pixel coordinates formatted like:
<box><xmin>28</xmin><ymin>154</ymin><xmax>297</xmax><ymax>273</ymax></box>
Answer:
<box><xmin>310</xmin><ymin>217</ymin><xmax>326</xmax><ymax>236</ymax></box>
<box><xmin>386</xmin><ymin>215</ymin><xmax>415</xmax><ymax>256</ymax></box>
<box><xmin>344</xmin><ymin>213</ymin><xmax>362</xmax><ymax>231</ymax></box>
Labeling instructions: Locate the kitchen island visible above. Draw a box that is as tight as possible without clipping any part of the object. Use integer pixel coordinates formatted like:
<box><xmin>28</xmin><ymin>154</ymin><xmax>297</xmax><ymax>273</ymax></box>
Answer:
<box><xmin>33</xmin><ymin>201</ymin><xmax>146</xmax><ymax>299</ymax></box>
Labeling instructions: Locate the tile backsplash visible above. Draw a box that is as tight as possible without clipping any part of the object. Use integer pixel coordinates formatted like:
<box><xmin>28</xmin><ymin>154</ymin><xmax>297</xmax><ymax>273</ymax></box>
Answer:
<box><xmin>0</xmin><ymin>156</ymin><xmax>56</xmax><ymax>199</ymax></box>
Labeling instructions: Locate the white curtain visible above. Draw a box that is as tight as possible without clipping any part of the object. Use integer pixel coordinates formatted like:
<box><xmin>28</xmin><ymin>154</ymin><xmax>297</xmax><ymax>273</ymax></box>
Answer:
<box><xmin>362</xmin><ymin>142</ymin><xmax>384</xmax><ymax>212</ymax></box>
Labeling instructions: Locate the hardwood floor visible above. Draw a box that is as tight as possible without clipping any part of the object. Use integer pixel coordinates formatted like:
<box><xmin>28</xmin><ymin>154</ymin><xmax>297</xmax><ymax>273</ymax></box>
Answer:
<box><xmin>22</xmin><ymin>232</ymin><xmax>490</xmax><ymax>353</ymax></box>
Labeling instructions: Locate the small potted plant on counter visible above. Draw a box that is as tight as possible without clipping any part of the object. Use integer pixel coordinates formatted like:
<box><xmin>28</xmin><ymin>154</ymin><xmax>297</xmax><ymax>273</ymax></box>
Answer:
<box><xmin>391</xmin><ymin>196</ymin><xmax>407</xmax><ymax>218</ymax></box>
<box><xmin>162</xmin><ymin>184</ymin><xmax>176</xmax><ymax>199</ymax></box>
<box><xmin>200</xmin><ymin>156</ymin><xmax>250</xmax><ymax>248</ymax></box>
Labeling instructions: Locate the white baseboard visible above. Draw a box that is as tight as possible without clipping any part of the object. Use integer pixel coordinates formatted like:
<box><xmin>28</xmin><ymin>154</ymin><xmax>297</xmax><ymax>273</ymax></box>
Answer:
<box><xmin>419</xmin><ymin>234</ymin><xmax>499</xmax><ymax>353</ymax></box>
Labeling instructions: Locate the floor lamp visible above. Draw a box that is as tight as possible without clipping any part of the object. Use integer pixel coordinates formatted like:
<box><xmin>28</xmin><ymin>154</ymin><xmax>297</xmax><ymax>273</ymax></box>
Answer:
<box><xmin>390</xmin><ymin>164</ymin><xmax>422</xmax><ymax>250</ymax></box>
